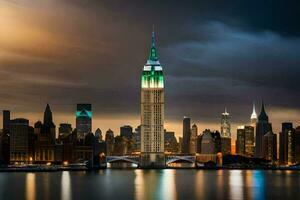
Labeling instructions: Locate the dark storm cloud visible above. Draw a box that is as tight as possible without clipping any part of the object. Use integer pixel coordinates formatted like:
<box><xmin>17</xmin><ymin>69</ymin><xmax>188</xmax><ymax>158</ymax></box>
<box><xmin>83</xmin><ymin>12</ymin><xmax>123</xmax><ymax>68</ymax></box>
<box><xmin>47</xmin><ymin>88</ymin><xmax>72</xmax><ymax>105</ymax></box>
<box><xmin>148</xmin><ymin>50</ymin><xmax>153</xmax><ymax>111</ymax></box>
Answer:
<box><xmin>162</xmin><ymin>21</ymin><xmax>300</xmax><ymax>123</ymax></box>
<box><xmin>1</xmin><ymin>0</ymin><xmax>300</xmax><ymax>132</ymax></box>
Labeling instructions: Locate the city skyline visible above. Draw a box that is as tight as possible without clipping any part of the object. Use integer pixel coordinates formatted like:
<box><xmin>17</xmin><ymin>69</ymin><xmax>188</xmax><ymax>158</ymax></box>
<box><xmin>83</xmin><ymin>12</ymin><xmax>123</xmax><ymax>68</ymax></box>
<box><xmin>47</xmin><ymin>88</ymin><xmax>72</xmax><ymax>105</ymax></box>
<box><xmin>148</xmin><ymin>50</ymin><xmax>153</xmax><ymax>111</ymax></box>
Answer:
<box><xmin>1</xmin><ymin>0</ymin><xmax>300</xmax><ymax>139</ymax></box>
<box><xmin>2</xmin><ymin>1</ymin><xmax>300</xmax><ymax>199</ymax></box>
<box><xmin>1</xmin><ymin>101</ymin><xmax>299</xmax><ymax>140</ymax></box>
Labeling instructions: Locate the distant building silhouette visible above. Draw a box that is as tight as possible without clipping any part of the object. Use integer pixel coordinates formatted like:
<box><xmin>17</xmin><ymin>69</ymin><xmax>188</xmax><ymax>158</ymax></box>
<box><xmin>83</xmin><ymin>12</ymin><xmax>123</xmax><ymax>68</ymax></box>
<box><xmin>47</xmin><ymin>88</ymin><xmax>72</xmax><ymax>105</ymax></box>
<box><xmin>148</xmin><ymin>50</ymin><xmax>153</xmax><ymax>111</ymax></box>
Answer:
<box><xmin>221</xmin><ymin>108</ymin><xmax>231</xmax><ymax>138</ymax></box>
<box><xmin>255</xmin><ymin>101</ymin><xmax>272</xmax><ymax>158</ymax></box>
<box><xmin>132</xmin><ymin>126</ymin><xmax>141</xmax><ymax>152</ymax></box>
<box><xmin>164</xmin><ymin>130</ymin><xmax>178</xmax><ymax>153</ymax></box>
<box><xmin>263</xmin><ymin>131</ymin><xmax>277</xmax><ymax>162</ymax></box>
<box><xmin>34</xmin><ymin>104</ymin><xmax>59</xmax><ymax>163</ymax></box>
<box><xmin>236</xmin><ymin>126</ymin><xmax>245</xmax><ymax>155</ymax></box>
<box><xmin>120</xmin><ymin>125</ymin><xmax>133</xmax><ymax>140</ymax></box>
<box><xmin>76</xmin><ymin>104</ymin><xmax>92</xmax><ymax>140</ymax></box>
<box><xmin>199</xmin><ymin>129</ymin><xmax>221</xmax><ymax>154</ymax></box>
<box><xmin>95</xmin><ymin>128</ymin><xmax>103</xmax><ymax>142</ymax></box>
<box><xmin>190</xmin><ymin>124</ymin><xmax>198</xmax><ymax>154</ymax></box>
<box><xmin>113</xmin><ymin>136</ymin><xmax>127</xmax><ymax>155</ymax></box>
<box><xmin>295</xmin><ymin>126</ymin><xmax>300</xmax><ymax>164</ymax></box>
<box><xmin>105</xmin><ymin>129</ymin><xmax>114</xmax><ymax>156</ymax></box>
<box><xmin>221</xmin><ymin>137</ymin><xmax>231</xmax><ymax>155</ymax></box>
<box><xmin>10</xmin><ymin>118</ymin><xmax>34</xmax><ymax>163</ymax></box>
<box><xmin>58</xmin><ymin>123</ymin><xmax>73</xmax><ymax>140</ymax></box>
<box><xmin>237</xmin><ymin>126</ymin><xmax>255</xmax><ymax>157</ymax></box>
<box><xmin>279</xmin><ymin>122</ymin><xmax>295</xmax><ymax>165</ymax></box>
<box><xmin>182</xmin><ymin>116</ymin><xmax>191</xmax><ymax>154</ymax></box>
<box><xmin>3</xmin><ymin>110</ymin><xmax>10</xmax><ymax>135</ymax></box>
<box><xmin>1</xmin><ymin>110</ymin><xmax>10</xmax><ymax>164</ymax></box>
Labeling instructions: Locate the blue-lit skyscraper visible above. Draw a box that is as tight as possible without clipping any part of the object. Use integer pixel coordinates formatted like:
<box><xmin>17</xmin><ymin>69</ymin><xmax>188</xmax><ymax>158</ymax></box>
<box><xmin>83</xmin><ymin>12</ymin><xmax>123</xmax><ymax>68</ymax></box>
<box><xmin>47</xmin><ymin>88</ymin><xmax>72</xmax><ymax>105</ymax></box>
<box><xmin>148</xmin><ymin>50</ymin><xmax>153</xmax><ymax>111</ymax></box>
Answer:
<box><xmin>76</xmin><ymin>104</ymin><xmax>92</xmax><ymax>140</ymax></box>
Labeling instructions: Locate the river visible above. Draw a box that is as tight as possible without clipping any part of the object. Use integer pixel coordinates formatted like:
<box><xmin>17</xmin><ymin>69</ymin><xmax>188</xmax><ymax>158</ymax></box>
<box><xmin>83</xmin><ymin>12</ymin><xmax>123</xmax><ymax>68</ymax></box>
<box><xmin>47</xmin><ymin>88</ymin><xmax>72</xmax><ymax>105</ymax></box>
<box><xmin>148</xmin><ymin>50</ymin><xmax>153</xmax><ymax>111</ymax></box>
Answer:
<box><xmin>0</xmin><ymin>169</ymin><xmax>299</xmax><ymax>200</ymax></box>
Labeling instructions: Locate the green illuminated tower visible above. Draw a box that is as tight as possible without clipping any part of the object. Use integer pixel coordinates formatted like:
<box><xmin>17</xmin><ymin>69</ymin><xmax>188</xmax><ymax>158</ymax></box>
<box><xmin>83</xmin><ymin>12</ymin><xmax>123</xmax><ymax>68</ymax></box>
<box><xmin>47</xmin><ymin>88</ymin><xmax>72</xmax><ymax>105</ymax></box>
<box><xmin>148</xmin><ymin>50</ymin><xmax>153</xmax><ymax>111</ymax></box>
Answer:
<box><xmin>140</xmin><ymin>29</ymin><xmax>165</xmax><ymax>168</ymax></box>
<box><xmin>76</xmin><ymin>104</ymin><xmax>92</xmax><ymax>140</ymax></box>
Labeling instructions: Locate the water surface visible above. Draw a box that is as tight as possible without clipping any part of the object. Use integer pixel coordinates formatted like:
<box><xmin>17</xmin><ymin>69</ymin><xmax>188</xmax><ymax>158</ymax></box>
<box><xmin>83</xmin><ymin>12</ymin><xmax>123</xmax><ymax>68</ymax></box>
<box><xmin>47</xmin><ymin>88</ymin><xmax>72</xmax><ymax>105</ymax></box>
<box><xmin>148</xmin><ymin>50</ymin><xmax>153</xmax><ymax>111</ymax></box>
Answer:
<box><xmin>0</xmin><ymin>169</ymin><xmax>299</xmax><ymax>200</ymax></box>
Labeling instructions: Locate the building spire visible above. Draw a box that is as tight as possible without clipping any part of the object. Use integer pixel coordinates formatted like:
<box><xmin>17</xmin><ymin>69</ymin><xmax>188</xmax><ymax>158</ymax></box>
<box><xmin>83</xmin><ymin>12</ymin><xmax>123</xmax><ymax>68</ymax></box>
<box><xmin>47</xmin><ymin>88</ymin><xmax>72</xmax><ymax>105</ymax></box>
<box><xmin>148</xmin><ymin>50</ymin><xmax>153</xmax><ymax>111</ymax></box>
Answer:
<box><xmin>149</xmin><ymin>26</ymin><xmax>158</xmax><ymax>61</ymax></box>
<box><xmin>152</xmin><ymin>24</ymin><xmax>156</xmax><ymax>47</ymax></box>
<box><xmin>251</xmin><ymin>102</ymin><xmax>257</xmax><ymax>119</ymax></box>
<box><xmin>44</xmin><ymin>103</ymin><xmax>53</xmax><ymax>125</ymax></box>
<box><xmin>258</xmin><ymin>100</ymin><xmax>268</xmax><ymax>122</ymax></box>
<box><xmin>223</xmin><ymin>107</ymin><xmax>229</xmax><ymax>115</ymax></box>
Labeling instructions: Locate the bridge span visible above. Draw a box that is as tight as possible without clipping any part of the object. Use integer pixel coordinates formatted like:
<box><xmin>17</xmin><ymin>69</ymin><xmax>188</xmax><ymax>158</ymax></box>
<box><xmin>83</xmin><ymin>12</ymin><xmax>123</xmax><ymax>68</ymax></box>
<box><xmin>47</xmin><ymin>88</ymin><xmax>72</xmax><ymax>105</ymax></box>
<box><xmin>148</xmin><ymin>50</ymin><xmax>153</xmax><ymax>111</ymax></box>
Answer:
<box><xmin>106</xmin><ymin>155</ymin><xmax>199</xmax><ymax>166</ymax></box>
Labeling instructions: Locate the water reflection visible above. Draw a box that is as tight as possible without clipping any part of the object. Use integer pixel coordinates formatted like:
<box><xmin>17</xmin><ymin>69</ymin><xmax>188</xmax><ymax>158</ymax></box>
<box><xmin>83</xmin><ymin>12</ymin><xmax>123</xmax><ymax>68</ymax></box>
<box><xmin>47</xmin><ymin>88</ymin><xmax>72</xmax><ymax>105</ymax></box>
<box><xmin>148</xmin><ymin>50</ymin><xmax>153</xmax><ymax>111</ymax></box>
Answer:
<box><xmin>1</xmin><ymin>170</ymin><xmax>300</xmax><ymax>199</ymax></box>
<box><xmin>61</xmin><ymin>171</ymin><xmax>72</xmax><ymax>200</ymax></box>
<box><xmin>216</xmin><ymin>170</ymin><xmax>224</xmax><ymax>199</ymax></box>
<box><xmin>244</xmin><ymin>170</ymin><xmax>253</xmax><ymax>199</ymax></box>
<box><xmin>229</xmin><ymin>170</ymin><xmax>244</xmax><ymax>199</ymax></box>
<box><xmin>134</xmin><ymin>170</ymin><xmax>145</xmax><ymax>200</ymax></box>
<box><xmin>252</xmin><ymin>171</ymin><xmax>265</xmax><ymax>200</ymax></box>
<box><xmin>134</xmin><ymin>170</ymin><xmax>177</xmax><ymax>200</ymax></box>
<box><xmin>195</xmin><ymin>170</ymin><xmax>205</xmax><ymax>199</ymax></box>
<box><xmin>42</xmin><ymin>173</ymin><xmax>50</xmax><ymax>200</ymax></box>
<box><xmin>159</xmin><ymin>170</ymin><xmax>177</xmax><ymax>200</ymax></box>
<box><xmin>26</xmin><ymin>173</ymin><xmax>36</xmax><ymax>200</ymax></box>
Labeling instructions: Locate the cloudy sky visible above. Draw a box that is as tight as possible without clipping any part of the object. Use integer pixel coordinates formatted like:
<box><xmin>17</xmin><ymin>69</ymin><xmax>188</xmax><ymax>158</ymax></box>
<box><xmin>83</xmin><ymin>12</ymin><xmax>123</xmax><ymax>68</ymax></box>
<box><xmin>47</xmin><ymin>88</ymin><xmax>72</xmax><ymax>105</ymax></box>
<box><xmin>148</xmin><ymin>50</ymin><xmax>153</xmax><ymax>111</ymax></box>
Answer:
<box><xmin>1</xmin><ymin>0</ymin><xmax>300</xmax><ymax>138</ymax></box>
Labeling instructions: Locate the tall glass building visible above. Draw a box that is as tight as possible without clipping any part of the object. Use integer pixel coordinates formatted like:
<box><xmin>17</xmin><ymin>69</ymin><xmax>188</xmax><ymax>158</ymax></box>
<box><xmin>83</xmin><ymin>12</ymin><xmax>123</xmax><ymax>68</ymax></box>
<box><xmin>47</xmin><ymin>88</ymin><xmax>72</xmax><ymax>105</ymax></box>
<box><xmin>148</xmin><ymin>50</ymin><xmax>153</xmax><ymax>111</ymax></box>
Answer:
<box><xmin>140</xmin><ymin>30</ymin><xmax>165</xmax><ymax>168</ymax></box>
<box><xmin>76</xmin><ymin>104</ymin><xmax>92</xmax><ymax>140</ymax></box>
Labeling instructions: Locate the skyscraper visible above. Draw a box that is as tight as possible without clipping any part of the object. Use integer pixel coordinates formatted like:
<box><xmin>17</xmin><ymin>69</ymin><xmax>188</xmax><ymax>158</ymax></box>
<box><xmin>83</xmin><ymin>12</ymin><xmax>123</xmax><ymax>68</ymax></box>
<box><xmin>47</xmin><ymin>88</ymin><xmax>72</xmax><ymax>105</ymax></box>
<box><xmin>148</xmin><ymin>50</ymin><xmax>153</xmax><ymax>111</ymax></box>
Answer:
<box><xmin>221</xmin><ymin>108</ymin><xmax>231</xmax><ymax>138</ymax></box>
<box><xmin>250</xmin><ymin>102</ymin><xmax>257</xmax><ymax>127</ymax></box>
<box><xmin>182</xmin><ymin>117</ymin><xmax>191</xmax><ymax>154</ymax></box>
<box><xmin>295</xmin><ymin>126</ymin><xmax>300</xmax><ymax>164</ymax></box>
<box><xmin>105</xmin><ymin>129</ymin><xmax>114</xmax><ymax>156</ymax></box>
<box><xmin>3</xmin><ymin>110</ymin><xmax>10</xmax><ymax>135</ymax></box>
<box><xmin>34</xmin><ymin>104</ymin><xmax>57</xmax><ymax>163</ymax></box>
<box><xmin>140</xmin><ymin>30</ymin><xmax>165</xmax><ymax>167</ymax></box>
<box><xmin>1</xmin><ymin>110</ymin><xmax>10</xmax><ymax>163</ymax></box>
<box><xmin>263</xmin><ymin>131</ymin><xmax>277</xmax><ymax>163</ymax></box>
<box><xmin>250</xmin><ymin>103</ymin><xmax>257</xmax><ymax>144</ymax></box>
<box><xmin>279</xmin><ymin>122</ymin><xmax>295</xmax><ymax>165</ymax></box>
<box><xmin>190</xmin><ymin>124</ymin><xmax>198</xmax><ymax>154</ymax></box>
<box><xmin>10</xmin><ymin>118</ymin><xmax>31</xmax><ymax>163</ymax></box>
<box><xmin>236</xmin><ymin>126</ymin><xmax>245</xmax><ymax>155</ymax></box>
<box><xmin>120</xmin><ymin>125</ymin><xmax>133</xmax><ymax>140</ymax></box>
<box><xmin>237</xmin><ymin>125</ymin><xmax>255</xmax><ymax>157</ymax></box>
<box><xmin>255</xmin><ymin>101</ymin><xmax>272</xmax><ymax>158</ymax></box>
<box><xmin>220</xmin><ymin>108</ymin><xmax>231</xmax><ymax>155</ymax></box>
<box><xmin>244</xmin><ymin>126</ymin><xmax>255</xmax><ymax>157</ymax></box>
<box><xmin>76</xmin><ymin>104</ymin><xmax>92</xmax><ymax>140</ymax></box>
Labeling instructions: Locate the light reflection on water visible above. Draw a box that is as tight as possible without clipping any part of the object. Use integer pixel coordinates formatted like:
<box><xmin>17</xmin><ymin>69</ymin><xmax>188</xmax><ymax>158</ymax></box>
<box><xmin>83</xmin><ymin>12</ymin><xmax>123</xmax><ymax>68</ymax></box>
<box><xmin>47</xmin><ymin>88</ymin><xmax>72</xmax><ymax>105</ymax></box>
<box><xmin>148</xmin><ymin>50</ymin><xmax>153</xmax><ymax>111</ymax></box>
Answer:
<box><xmin>134</xmin><ymin>170</ymin><xmax>177</xmax><ymax>200</ymax></box>
<box><xmin>159</xmin><ymin>170</ymin><xmax>177</xmax><ymax>200</ymax></box>
<box><xmin>61</xmin><ymin>171</ymin><xmax>71</xmax><ymax>200</ymax></box>
<box><xmin>134</xmin><ymin>170</ymin><xmax>144</xmax><ymax>200</ymax></box>
<box><xmin>3</xmin><ymin>169</ymin><xmax>300</xmax><ymax>200</ymax></box>
<box><xmin>229</xmin><ymin>170</ymin><xmax>244</xmax><ymax>199</ymax></box>
<box><xmin>252</xmin><ymin>170</ymin><xmax>265</xmax><ymax>200</ymax></box>
<box><xmin>26</xmin><ymin>173</ymin><xmax>35</xmax><ymax>200</ymax></box>
<box><xmin>195</xmin><ymin>170</ymin><xmax>205</xmax><ymax>199</ymax></box>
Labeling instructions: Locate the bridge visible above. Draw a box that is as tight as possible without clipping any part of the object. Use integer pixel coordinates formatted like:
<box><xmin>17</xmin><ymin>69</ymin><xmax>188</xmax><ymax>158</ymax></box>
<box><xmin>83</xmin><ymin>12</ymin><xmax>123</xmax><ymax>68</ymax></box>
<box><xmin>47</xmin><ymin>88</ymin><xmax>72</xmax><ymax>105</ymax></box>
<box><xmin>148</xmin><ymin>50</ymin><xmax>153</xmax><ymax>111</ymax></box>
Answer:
<box><xmin>106</xmin><ymin>156</ymin><xmax>140</xmax><ymax>165</ymax></box>
<box><xmin>165</xmin><ymin>155</ymin><xmax>196</xmax><ymax>165</ymax></box>
<box><xmin>105</xmin><ymin>155</ymin><xmax>216</xmax><ymax>167</ymax></box>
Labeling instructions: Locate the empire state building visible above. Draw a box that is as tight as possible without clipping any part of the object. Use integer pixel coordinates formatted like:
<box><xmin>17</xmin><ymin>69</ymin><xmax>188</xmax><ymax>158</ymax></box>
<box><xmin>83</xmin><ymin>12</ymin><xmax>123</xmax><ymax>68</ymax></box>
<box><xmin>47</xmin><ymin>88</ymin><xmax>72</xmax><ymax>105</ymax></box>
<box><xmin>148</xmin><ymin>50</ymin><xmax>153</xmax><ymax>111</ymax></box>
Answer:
<box><xmin>140</xmin><ymin>30</ymin><xmax>165</xmax><ymax>168</ymax></box>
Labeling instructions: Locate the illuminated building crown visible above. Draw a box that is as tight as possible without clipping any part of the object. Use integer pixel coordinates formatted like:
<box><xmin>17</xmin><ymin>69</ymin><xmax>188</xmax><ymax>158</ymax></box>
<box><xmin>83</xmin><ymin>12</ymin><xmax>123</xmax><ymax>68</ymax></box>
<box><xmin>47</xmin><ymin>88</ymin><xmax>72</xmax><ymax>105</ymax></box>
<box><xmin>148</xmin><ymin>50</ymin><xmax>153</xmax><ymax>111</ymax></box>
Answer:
<box><xmin>141</xmin><ymin>28</ymin><xmax>164</xmax><ymax>89</ymax></box>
